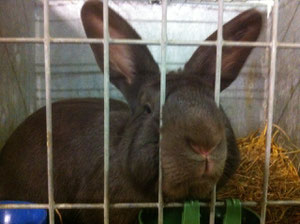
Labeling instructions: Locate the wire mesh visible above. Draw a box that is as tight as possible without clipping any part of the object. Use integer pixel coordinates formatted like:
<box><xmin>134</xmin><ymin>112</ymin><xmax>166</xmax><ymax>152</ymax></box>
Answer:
<box><xmin>260</xmin><ymin>0</ymin><xmax>279</xmax><ymax>223</ymax></box>
<box><xmin>1</xmin><ymin>37</ymin><xmax>300</xmax><ymax>48</ymax></box>
<box><xmin>0</xmin><ymin>1</ymin><xmax>299</xmax><ymax>224</ymax></box>
<box><xmin>43</xmin><ymin>0</ymin><xmax>55</xmax><ymax>223</ymax></box>
<box><xmin>208</xmin><ymin>0</ymin><xmax>224</xmax><ymax>223</ymax></box>
<box><xmin>103</xmin><ymin>0</ymin><xmax>110</xmax><ymax>223</ymax></box>
<box><xmin>1</xmin><ymin>199</ymin><xmax>300</xmax><ymax>210</ymax></box>
<box><xmin>158</xmin><ymin>0</ymin><xmax>168</xmax><ymax>223</ymax></box>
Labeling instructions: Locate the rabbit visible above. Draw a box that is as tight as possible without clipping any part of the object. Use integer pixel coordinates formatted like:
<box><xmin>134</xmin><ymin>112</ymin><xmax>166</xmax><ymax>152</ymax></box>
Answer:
<box><xmin>0</xmin><ymin>0</ymin><xmax>262</xmax><ymax>223</ymax></box>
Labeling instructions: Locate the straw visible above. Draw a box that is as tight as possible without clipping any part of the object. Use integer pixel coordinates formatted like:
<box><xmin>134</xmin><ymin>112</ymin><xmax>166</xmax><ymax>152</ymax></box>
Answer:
<box><xmin>218</xmin><ymin>125</ymin><xmax>300</xmax><ymax>224</ymax></box>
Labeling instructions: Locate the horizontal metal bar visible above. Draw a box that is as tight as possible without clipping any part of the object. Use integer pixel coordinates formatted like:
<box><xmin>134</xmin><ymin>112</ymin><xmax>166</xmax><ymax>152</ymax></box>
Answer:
<box><xmin>278</xmin><ymin>42</ymin><xmax>300</xmax><ymax>48</ymax></box>
<box><xmin>41</xmin><ymin>0</ymin><xmax>273</xmax><ymax>7</ymax></box>
<box><xmin>267</xmin><ymin>200</ymin><xmax>300</xmax><ymax>206</ymax></box>
<box><xmin>0</xmin><ymin>38</ymin><xmax>44</xmax><ymax>43</ymax></box>
<box><xmin>51</xmin><ymin>38</ymin><xmax>273</xmax><ymax>48</ymax></box>
<box><xmin>111</xmin><ymin>203</ymin><xmax>158</xmax><ymax>208</ymax></box>
<box><xmin>1</xmin><ymin>200</ymin><xmax>299</xmax><ymax>210</ymax></box>
<box><xmin>55</xmin><ymin>204</ymin><xmax>104</xmax><ymax>209</ymax></box>
<box><xmin>165</xmin><ymin>201</ymin><xmax>259</xmax><ymax>207</ymax></box>
<box><xmin>0</xmin><ymin>37</ymin><xmax>267</xmax><ymax>47</ymax></box>
<box><xmin>1</xmin><ymin>37</ymin><xmax>300</xmax><ymax>49</ymax></box>
<box><xmin>51</xmin><ymin>38</ymin><xmax>103</xmax><ymax>44</ymax></box>
<box><xmin>223</xmin><ymin>40</ymin><xmax>271</xmax><ymax>47</ymax></box>
<box><xmin>55</xmin><ymin>203</ymin><xmax>159</xmax><ymax>209</ymax></box>
<box><xmin>0</xmin><ymin>204</ymin><xmax>49</xmax><ymax>209</ymax></box>
<box><xmin>180</xmin><ymin>0</ymin><xmax>272</xmax><ymax>4</ymax></box>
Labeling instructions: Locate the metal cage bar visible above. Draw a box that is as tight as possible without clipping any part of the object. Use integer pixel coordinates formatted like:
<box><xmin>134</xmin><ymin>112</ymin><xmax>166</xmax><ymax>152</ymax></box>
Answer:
<box><xmin>44</xmin><ymin>0</ymin><xmax>276</xmax><ymax>8</ymax></box>
<box><xmin>2</xmin><ymin>37</ymin><xmax>300</xmax><ymax>51</ymax></box>
<box><xmin>0</xmin><ymin>0</ymin><xmax>299</xmax><ymax>223</ymax></box>
<box><xmin>260</xmin><ymin>0</ymin><xmax>279</xmax><ymax>223</ymax></box>
<box><xmin>158</xmin><ymin>0</ymin><xmax>168</xmax><ymax>223</ymax></box>
<box><xmin>214</xmin><ymin>0</ymin><xmax>224</xmax><ymax>106</ymax></box>
<box><xmin>103</xmin><ymin>0</ymin><xmax>110</xmax><ymax>223</ymax></box>
<box><xmin>1</xmin><ymin>37</ymin><xmax>300</xmax><ymax>48</ymax></box>
<box><xmin>43</xmin><ymin>0</ymin><xmax>55</xmax><ymax>223</ymax></box>
<box><xmin>209</xmin><ymin>0</ymin><xmax>224</xmax><ymax>223</ymax></box>
<box><xmin>1</xmin><ymin>199</ymin><xmax>300</xmax><ymax>210</ymax></box>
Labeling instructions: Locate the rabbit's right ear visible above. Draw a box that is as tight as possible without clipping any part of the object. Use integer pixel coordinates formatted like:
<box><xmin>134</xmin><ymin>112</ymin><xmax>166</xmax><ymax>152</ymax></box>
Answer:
<box><xmin>183</xmin><ymin>9</ymin><xmax>262</xmax><ymax>91</ymax></box>
<box><xmin>81</xmin><ymin>0</ymin><xmax>160</xmax><ymax>109</ymax></box>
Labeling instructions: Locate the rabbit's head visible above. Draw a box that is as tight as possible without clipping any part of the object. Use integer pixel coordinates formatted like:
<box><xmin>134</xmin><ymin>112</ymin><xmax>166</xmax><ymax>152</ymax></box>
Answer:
<box><xmin>81</xmin><ymin>0</ymin><xmax>262</xmax><ymax>201</ymax></box>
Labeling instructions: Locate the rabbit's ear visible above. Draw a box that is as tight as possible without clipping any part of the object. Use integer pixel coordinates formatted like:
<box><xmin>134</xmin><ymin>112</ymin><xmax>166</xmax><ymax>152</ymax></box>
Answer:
<box><xmin>184</xmin><ymin>9</ymin><xmax>262</xmax><ymax>91</ymax></box>
<box><xmin>81</xmin><ymin>0</ymin><xmax>160</xmax><ymax>108</ymax></box>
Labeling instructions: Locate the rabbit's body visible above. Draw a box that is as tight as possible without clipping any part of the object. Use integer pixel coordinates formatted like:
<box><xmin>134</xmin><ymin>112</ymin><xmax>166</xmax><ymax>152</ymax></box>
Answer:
<box><xmin>0</xmin><ymin>78</ymin><xmax>235</xmax><ymax>223</ymax></box>
<box><xmin>0</xmin><ymin>76</ymin><xmax>240</xmax><ymax>224</ymax></box>
<box><xmin>0</xmin><ymin>98</ymin><xmax>129</xmax><ymax>203</ymax></box>
<box><xmin>0</xmin><ymin>98</ymin><xmax>143</xmax><ymax>223</ymax></box>
<box><xmin>0</xmin><ymin>1</ymin><xmax>262</xmax><ymax>223</ymax></box>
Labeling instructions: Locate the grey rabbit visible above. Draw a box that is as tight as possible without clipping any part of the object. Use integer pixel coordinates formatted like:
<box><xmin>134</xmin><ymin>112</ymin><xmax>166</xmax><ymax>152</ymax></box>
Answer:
<box><xmin>0</xmin><ymin>0</ymin><xmax>262</xmax><ymax>223</ymax></box>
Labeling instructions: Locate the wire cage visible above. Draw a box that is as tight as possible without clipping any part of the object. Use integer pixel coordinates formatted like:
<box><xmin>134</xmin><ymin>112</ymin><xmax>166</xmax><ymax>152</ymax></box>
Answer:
<box><xmin>0</xmin><ymin>0</ymin><xmax>299</xmax><ymax>224</ymax></box>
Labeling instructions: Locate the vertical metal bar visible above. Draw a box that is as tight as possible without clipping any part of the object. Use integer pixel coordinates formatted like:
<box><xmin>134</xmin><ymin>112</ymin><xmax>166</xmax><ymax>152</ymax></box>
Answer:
<box><xmin>214</xmin><ymin>0</ymin><xmax>223</xmax><ymax>106</ymax></box>
<box><xmin>210</xmin><ymin>1</ymin><xmax>223</xmax><ymax>224</ymax></box>
<box><xmin>103</xmin><ymin>0</ymin><xmax>110</xmax><ymax>223</ymax></box>
<box><xmin>209</xmin><ymin>186</ymin><xmax>217</xmax><ymax>224</ymax></box>
<box><xmin>43</xmin><ymin>0</ymin><xmax>55</xmax><ymax>223</ymax></box>
<box><xmin>260</xmin><ymin>0</ymin><xmax>279</xmax><ymax>223</ymax></box>
<box><xmin>158</xmin><ymin>0</ymin><xmax>168</xmax><ymax>224</ymax></box>
<box><xmin>262</xmin><ymin>4</ymin><xmax>273</xmax><ymax>129</ymax></box>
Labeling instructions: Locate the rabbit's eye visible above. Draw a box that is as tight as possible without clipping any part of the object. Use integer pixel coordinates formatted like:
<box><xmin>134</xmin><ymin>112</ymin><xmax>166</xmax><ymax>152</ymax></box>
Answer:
<box><xmin>143</xmin><ymin>104</ymin><xmax>152</xmax><ymax>114</ymax></box>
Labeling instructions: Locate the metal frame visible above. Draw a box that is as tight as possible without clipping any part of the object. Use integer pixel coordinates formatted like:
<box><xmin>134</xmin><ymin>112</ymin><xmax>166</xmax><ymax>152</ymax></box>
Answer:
<box><xmin>260</xmin><ymin>0</ymin><xmax>279</xmax><ymax>223</ymax></box>
<box><xmin>0</xmin><ymin>0</ymin><xmax>299</xmax><ymax>224</ymax></box>
<box><xmin>1</xmin><ymin>37</ymin><xmax>300</xmax><ymax>48</ymax></box>
<box><xmin>158</xmin><ymin>0</ymin><xmax>168</xmax><ymax>223</ymax></box>
<box><xmin>103</xmin><ymin>1</ymin><xmax>110</xmax><ymax>223</ymax></box>
<box><xmin>43</xmin><ymin>0</ymin><xmax>55</xmax><ymax>223</ymax></box>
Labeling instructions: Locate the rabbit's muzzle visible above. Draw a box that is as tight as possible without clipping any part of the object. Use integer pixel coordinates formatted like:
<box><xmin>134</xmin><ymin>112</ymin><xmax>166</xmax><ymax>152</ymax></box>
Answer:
<box><xmin>159</xmin><ymin>90</ymin><xmax>228</xmax><ymax>201</ymax></box>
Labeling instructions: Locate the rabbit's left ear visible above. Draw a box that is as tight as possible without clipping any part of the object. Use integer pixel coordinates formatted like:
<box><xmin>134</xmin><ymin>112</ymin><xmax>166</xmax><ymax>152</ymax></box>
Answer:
<box><xmin>183</xmin><ymin>9</ymin><xmax>262</xmax><ymax>91</ymax></box>
<box><xmin>81</xmin><ymin>0</ymin><xmax>160</xmax><ymax>109</ymax></box>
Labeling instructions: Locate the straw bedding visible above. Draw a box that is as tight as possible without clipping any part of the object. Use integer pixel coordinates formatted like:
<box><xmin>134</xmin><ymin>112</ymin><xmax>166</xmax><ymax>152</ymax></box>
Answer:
<box><xmin>217</xmin><ymin>125</ymin><xmax>300</xmax><ymax>224</ymax></box>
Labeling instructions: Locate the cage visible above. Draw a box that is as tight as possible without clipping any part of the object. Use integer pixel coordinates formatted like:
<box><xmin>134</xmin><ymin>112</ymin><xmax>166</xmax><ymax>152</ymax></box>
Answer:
<box><xmin>0</xmin><ymin>0</ymin><xmax>299</xmax><ymax>224</ymax></box>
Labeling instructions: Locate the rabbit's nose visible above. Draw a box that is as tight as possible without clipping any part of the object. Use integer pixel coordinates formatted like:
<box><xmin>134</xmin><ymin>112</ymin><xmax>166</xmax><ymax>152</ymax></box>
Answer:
<box><xmin>190</xmin><ymin>141</ymin><xmax>211</xmax><ymax>157</ymax></box>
